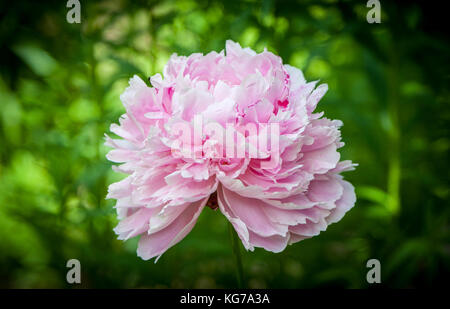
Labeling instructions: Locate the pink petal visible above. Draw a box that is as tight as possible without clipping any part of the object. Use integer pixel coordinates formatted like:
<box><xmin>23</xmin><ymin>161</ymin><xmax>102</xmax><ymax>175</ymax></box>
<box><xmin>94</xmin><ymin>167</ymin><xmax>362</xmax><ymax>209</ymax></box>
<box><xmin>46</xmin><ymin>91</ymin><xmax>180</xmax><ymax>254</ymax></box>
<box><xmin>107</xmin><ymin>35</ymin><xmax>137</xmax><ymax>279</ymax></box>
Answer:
<box><xmin>114</xmin><ymin>207</ymin><xmax>155</xmax><ymax>240</ymax></box>
<box><xmin>326</xmin><ymin>179</ymin><xmax>356</xmax><ymax>224</ymax></box>
<box><xmin>137</xmin><ymin>197</ymin><xmax>208</xmax><ymax>261</ymax></box>
<box><xmin>220</xmin><ymin>186</ymin><xmax>288</xmax><ymax>237</ymax></box>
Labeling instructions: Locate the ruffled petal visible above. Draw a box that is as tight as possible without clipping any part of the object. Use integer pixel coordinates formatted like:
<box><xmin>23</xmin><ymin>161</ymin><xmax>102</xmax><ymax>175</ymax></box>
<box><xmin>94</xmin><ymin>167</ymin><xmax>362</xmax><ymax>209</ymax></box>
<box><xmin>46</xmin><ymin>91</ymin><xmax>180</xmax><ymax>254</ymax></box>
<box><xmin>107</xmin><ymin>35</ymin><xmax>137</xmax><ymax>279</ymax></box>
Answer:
<box><xmin>137</xmin><ymin>197</ymin><xmax>208</xmax><ymax>261</ymax></box>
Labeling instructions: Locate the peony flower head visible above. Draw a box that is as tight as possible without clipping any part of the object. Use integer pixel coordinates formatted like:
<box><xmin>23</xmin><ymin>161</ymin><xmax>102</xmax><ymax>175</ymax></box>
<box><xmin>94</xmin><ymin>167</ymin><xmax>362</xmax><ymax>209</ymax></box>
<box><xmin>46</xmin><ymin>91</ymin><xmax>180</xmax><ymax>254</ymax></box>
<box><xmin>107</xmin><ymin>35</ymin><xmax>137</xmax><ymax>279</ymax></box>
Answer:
<box><xmin>106</xmin><ymin>40</ymin><xmax>356</xmax><ymax>261</ymax></box>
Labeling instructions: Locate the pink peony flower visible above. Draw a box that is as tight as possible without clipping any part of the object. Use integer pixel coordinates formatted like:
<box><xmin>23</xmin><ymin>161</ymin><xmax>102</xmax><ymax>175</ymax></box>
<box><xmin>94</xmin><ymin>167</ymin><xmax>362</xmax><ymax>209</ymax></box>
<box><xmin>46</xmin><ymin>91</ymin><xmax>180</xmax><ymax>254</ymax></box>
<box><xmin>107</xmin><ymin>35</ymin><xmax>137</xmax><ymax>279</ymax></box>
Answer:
<box><xmin>106</xmin><ymin>40</ymin><xmax>356</xmax><ymax>261</ymax></box>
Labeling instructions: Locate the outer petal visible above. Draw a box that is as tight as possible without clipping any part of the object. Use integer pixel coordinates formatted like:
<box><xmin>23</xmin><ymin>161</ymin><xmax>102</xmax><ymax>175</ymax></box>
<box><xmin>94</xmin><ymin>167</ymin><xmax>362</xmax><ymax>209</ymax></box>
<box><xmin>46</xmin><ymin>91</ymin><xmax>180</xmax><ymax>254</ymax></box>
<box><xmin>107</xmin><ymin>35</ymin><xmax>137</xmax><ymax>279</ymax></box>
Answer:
<box><xmin>218</xmin><ymin>184</ymin><xmax>290</xmax><ymax>253</ymax></box>
<box><xmin>248</xmin><ymin>231</ymin><xmax>290</xmax><ymax>253</ymax></box>
<box><xmin>289</xmin><ymin>217</ymin><xmax>329</xmax><ymax>238</ymax></box>
<box><xmin>137</xmin><ymin>197</ymin><xmax>208</xmax><ymax>262</ymax></box>
<box><xmin>220</xmin><ymin>185</ymin><xmax>288</xmax><ymax>237</ymax></box>
<box><xmin>114</xmin><ymin>207</ymin><xmax>155</xmax><ymax>240</ymax></box>
<box><xmin>217</xmin><ymin>184</ymin><xmax>253</xmax><ymax>250</ymax></box>
<box><xmin>326</xmin><ymin>179</ymin><xmax>356</xmax><ymax>224</ymax></box>
<box><xmin>299</xmin><ymin>143</ymin><xmax>340</xmax><ymax>174</ymax></box>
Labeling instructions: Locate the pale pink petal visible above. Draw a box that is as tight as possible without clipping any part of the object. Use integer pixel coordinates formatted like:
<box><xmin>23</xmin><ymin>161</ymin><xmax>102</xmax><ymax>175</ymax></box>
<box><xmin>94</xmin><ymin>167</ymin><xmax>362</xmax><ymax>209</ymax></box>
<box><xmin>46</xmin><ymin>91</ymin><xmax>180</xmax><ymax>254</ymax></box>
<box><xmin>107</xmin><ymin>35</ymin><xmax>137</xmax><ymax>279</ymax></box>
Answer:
<box><xmin>137</xmin><ymin>197</ymin><xmax>208</xmax><ymax>261</ymax></box>
<box><xmin>326</xmin><ymin>179</ymin><xmax>356</xmax><ymax>224</ymax></box>
<box><xmin>114</xmin><ymin>207</ymin><xmax>155</xmax><ymax>240</ymax></box>
<box><xmin>220</xmin><ymin>186</ymin><xmax>288</xmax><ymax>237</ymax></box>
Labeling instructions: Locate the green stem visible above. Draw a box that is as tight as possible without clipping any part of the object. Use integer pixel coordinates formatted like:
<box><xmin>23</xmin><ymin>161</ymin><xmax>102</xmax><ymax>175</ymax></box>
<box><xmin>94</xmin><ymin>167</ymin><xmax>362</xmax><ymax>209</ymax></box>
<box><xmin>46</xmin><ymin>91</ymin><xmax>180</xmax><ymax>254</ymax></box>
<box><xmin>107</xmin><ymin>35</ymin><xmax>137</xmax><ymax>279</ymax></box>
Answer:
<box><xmin>228</xmin><ymin>222</ymin><xmax>244</xmax><ymax>288</ymax></box>
<box><xmin>386</xmin><ymin>45</ymin><xmax>401</xmax><ymax>215</ymax></box>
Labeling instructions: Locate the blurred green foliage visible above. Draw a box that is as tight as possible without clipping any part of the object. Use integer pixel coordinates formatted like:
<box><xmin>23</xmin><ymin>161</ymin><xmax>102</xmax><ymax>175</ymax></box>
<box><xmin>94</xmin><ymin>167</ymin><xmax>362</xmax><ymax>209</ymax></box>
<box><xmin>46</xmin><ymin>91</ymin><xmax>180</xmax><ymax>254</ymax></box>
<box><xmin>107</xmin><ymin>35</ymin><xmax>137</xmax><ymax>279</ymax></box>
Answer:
<box><xmin>0</xmin><ymin>0</ymin><xmax>449</xmax><ymax>288</ymax></box>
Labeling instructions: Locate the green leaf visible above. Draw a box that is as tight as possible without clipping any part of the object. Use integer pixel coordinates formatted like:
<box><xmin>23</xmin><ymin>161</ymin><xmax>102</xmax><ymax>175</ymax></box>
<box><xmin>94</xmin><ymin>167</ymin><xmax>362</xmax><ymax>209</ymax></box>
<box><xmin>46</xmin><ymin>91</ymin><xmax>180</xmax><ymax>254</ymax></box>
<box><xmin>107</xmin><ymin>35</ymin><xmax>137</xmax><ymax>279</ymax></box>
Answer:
<box><xmin>12</xmin><ymin>43</ymin><xmax>58</xmax><ymax>77</ymax></box>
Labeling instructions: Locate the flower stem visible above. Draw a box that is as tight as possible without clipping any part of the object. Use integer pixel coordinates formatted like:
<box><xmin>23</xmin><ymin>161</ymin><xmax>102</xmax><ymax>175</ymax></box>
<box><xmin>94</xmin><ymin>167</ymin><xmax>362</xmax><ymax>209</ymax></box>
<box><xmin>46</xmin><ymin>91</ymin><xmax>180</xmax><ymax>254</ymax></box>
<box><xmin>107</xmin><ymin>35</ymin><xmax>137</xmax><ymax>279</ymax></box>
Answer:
<box><xmin>228</xmin><ymin>222</ymin><xmax>244</xmax><ymax>288</ymax></box>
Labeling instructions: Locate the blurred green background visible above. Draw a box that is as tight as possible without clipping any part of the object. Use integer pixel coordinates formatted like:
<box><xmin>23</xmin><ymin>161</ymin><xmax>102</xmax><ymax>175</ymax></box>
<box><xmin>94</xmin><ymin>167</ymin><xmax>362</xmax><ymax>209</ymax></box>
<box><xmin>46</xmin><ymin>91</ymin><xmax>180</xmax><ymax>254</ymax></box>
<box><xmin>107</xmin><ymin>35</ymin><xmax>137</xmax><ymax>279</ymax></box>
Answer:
<box><xmin>0</xmin><ymin>0</ymin><xmax>449</xmax><ymax>288</ymax></box>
